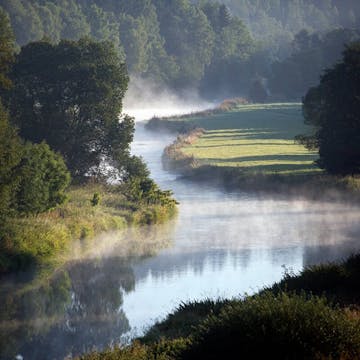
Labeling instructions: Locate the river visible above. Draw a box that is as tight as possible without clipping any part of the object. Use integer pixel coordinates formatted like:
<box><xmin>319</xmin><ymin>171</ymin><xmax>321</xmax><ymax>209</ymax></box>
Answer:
<box><xmin>1</xmin><ymin>117</ymin><xmax>360</xmax><ymax>360</ymax></box>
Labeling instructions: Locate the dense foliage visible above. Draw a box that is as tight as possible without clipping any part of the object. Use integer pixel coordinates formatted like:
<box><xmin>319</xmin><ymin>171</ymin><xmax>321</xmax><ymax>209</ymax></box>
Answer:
<box><xmin>181</xmin><ymin>293</ymin><xmax>360</xmax><ymax>359</ymax></box>
<box><xmin>0</xmin><ymin>0</ymin><xmax>256</xmax><ymax>96</ymax></box>
<box><xmin>1</xmin><ymin>0</ymin><xmax>359</xmax><ymax>100</ymax></box>
<box><xmin>0</xmin><ymin>103</ymin><xmax>71</xmax><ymax>217</ymax></box>
<box><xmin>9</xmin><ymin>38</ymin><xmax>132</xmax><ymax>180</ymax></box>
<box><xmin>0</xmin><ymin>13</ymin><xmax>176</xmax><ymax>274</ymax></box>
<box><xmin>0</xmin><ymin>100</ymin><xmax>22</xmax><ymax>220</ymax></box>
<box><xmin>269</xmin><ymin>28</ymin><xmax>360</xmax><ymax>99</ymax></box>
<box><xmin>299</xmin><ymin>42</ymin><xmax>360</xmax><ymax>175</ymax></box>
<box><xmin>0</xmin><ymin>7</ymin><xmax>15</xmax><ymax>93</ymax></box>
<box><xmin>0</xmin><ymin>17</ymin><xmax>70</xmax><ymax>220</ymax></box>
<box><xmin>14</xmin><ymin>142</ymin><xmax>70</xmax><ymax>215</ymax></box>
<box><xmin>203</xmin><ymin>0</ymin><xmax>360</xmax><ymax>56</ymax></box>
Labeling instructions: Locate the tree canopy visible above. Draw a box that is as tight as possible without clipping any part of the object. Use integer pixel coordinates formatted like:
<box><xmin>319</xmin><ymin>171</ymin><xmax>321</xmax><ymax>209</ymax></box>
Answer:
<box><xmin>269</xmin><ymin>28</ymin><xmax>360</xmax><ymax>100</ymax></box>
<box><xmin>0</xmin><ymin>7</ymin><xmax>15</xmax><ymax>93</ymax></box>
<box><xmin>9</xmin><ymin>38</ymin><xmax>132</xmax><ymax>180</ymax></box>
<box><xmin>0</xmin><ymin>0</ymin><xmax>256</xmax><ymax>96</ymax></box>
<box><xmin>299</xmin><ymin>42</ymin><xmax>360</xmax><ymax>175</ymax></box>
<box><xmin>0</xmin><ymin>100</ymin><xmax>70</xmax><ymax>219</ymax></box>
<box><xmin>1</xmin><ymin>0</ymin><xmax>360</xmax><ymax>100</ymax></box>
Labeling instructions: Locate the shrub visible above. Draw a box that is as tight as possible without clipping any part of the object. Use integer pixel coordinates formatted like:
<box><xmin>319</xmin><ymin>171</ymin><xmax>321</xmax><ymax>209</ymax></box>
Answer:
<box><xmin>14</xmin><ymin>142</ymin><xmax>71</xmax><ymax>215</ymax></box>
<box><xmin>269</xmin><ymin>254</ymin><xmax>360</xmax><ymax>306</ymax></box>
<box><xmin>180</xmin><ymin>292</ymin><xmax>360</xmax><ymax>359</ymax></box>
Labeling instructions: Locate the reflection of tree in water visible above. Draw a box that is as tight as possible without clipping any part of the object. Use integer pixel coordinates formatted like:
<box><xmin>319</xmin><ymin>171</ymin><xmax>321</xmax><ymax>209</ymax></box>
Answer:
<box><xmin>0</xmin><ymin>270</ymin><xmax>72</xmax><ymax>359</ymax></box>
<box><xmin>302</xmin><ymin>238</ymin><xmax>360</xmax><ymax>268</ymax></box>
<box><xmin>0</xmin><ymin>223</ymin><xmax>175</xmax><ymax>360</ymax></box>
<box><xmin>133</xmin><ymin>249</ymin><xmax>254</xmax><ymax>281</ymax></box>
<box><xmin>0</xmin><ymin>258</ymin><xmax>135</xmax><ymax>360</ymax></box>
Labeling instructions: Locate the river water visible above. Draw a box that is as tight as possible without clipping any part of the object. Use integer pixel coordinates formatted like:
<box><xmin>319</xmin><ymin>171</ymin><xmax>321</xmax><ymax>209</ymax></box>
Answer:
<box><xmin>1</xmin><ymin>118</ymin><xmax>360</xmax><ymax>360</ymax></box>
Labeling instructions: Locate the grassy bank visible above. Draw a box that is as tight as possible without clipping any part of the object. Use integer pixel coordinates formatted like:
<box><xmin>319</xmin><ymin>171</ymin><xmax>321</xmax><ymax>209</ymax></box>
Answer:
<box><xmin>151</xmin><ymin>102</ymin><xmax>360</xmax><ymax>196</ymax></box>
<box><xmin>159</xmin><ymin>103</ymin><xmax>318</xmax><ymax>175</ymax></box>
<box><xmin>79</xmin><ymin>255</ymin><xmax>360</xmax><ymax>359</ymax></box>
<box><xmin>0</xmin><ymin>184</ymin><xmax>177</xmax><ymax>274</ymax></box>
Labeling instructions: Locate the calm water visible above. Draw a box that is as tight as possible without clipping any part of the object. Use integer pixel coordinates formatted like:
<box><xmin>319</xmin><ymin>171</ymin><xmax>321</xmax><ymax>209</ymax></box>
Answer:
<box><xmin>1</xmin><ymin>121</ymin><xmax>360</xmax><ymax>360</ymax></box>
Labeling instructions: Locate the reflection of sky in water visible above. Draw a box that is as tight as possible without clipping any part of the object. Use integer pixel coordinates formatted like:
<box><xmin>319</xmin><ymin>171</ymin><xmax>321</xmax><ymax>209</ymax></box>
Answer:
<box><xmin>123</xmin><ymin>248</ymin><xmax>302</xmax><ymax>334</ymax></box>
<box><xmin>121</xmin><ymin>123</ymin><xmax>360</xmax><ymax>336</ymax></box>
<box><xmin>2</xmin><ymin>121</ymin><xmax>360</xmax><ymax>360</ymax></box>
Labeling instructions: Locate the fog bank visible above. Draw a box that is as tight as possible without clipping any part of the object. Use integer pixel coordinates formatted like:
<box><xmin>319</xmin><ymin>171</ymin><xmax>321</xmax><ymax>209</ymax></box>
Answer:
<box><xmin>123</xmin><ymin>76</ymin><xmax>214</xmax><ymax>121</ymax></box>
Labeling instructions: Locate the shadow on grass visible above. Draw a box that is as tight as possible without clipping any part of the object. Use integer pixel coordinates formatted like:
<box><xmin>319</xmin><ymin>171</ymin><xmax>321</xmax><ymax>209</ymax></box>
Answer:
<box><xmin>205</xmin><ymin>153</ymin><xmax>316</xmax><ymax>163</ymax></box>
<box><xmin>192</xmin><ymin>142</ymin><xmax>296</xmax><ymax>148</ymax></box>
<box><xmin>202</xmin><ymin>132</ymin><xmax>283</xmax><ymax>140</ymax></box>
<box><xmin>200</xmin><ymin>155</ymin><xmax>318</xmax><ymax>173</ymax></box>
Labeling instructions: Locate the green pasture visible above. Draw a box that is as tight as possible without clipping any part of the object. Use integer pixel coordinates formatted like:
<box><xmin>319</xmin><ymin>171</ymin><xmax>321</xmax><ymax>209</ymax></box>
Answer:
<box><xmin>181</xmin><ymin>103</ymin><xmax>321</xmax><ymax>175</ymax></box>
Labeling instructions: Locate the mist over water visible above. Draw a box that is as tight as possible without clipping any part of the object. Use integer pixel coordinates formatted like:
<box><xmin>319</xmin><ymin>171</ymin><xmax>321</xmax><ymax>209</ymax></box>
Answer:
<box><xmin>125</xmin><ymin>123</ymin><xmax>360</xmax><ymax>335</ymax></box>
<box><xmin>1</xmin><ymin>105</ymin><xmax>360</xmax><ymax>360</ymax></box>
<box><xmin>123</xmin><ymin>76</ymin><xmax>214</xmax><ymax>121</ymax></box>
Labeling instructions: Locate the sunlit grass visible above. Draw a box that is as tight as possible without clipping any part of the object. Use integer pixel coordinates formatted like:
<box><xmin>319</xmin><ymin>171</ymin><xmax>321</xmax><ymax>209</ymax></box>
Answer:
<box><xmin>181</xmin><ymin>103</ymin><xmax>321</xmax><ymax>175</ymax></box>
<box><xmin>0</xmin><ymin>184</ymin><xmax>177</xmax><ymax>274</ymax></box>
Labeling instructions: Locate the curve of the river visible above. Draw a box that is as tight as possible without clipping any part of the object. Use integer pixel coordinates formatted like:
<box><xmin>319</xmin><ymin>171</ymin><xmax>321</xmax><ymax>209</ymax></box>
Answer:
<box><xmin>1</xmin><ymin>119</ymin><xmax>360</xmax><ymax>360</ymax></box>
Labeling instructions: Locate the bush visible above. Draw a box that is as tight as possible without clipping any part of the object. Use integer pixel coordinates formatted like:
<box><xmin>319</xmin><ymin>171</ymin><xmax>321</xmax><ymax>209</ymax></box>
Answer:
<box><xmin>180</xmin><ymin>292</ymin><xmax>360</xmax><ymax>359</ymax></box>
<box><xmin>14</xmin><ymin>142</ymin><xmax>71</xmax><ymax>215</ymax></box>
<box><xmin>269</xmin><ymin>254</ymin><xmax>360</xmax><ymax>306</ymax></box>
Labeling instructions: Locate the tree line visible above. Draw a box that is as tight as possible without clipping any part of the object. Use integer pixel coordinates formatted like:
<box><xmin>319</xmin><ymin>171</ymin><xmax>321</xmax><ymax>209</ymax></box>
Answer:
<box><xmin>1</xmin><ymin>0</ymin><xmax>359</xmax><ymax>101</ymax></box>
<box><xmin>0</xmin><ymin>0</ymin><xmax>256</xmax><ymax>94</ymax></box>
<box><xmin>204</xmin><ymin>0</ymin><xmax>360</xmax><ymax>55</ymax></box>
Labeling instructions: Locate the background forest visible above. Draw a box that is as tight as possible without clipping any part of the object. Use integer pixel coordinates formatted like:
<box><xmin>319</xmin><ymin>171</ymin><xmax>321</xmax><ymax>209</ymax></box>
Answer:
<box><xmin>1</xmin><ymin>0</ymin><xmax>360</xmax><ymax>101</ymax></box>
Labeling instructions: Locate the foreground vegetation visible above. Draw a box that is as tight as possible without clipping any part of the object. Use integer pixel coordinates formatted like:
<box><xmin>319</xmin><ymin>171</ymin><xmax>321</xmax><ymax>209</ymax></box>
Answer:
<box><xmin>79</xmin><ymin>254</ymin><xmax>360</xmax><ymax>359</ymax></box>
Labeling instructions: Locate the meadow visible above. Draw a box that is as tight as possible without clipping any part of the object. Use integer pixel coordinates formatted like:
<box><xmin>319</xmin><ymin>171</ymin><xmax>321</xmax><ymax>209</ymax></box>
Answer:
<box><xmin>180</xmin><ymin>103</ymin><xmax>320</xmax><ymax>176</ymax></box>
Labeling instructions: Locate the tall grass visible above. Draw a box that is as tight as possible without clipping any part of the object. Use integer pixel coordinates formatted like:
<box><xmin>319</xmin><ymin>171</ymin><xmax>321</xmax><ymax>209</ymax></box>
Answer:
<box><xmin>0</xmin><ymin>184</ymin><xmax>176</xmax><ymax>274</ymax></box>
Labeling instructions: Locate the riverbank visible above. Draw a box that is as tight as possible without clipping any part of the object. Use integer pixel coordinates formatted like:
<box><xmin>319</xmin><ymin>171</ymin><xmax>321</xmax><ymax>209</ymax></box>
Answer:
<box><xmin>0</xmin><ymin>184</ymin><xmax>177</xmax><ymax>274</ymax></box>
<box><xmin>79</xmin><ymin>254</ymin><xmax>360</xmax><ymax>359</ymax></box>
<box><xmin>148</xmin><ymin>102</ymin><xmax>360</xmax><ymax>199</ymax></box>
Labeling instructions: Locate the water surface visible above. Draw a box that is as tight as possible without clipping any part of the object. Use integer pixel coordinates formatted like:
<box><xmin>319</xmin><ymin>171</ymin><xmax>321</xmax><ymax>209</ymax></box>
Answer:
<box><xmin>1</xmin><ymin>120</ymin><xmax>360</xmax><ymax>360</ymax></box>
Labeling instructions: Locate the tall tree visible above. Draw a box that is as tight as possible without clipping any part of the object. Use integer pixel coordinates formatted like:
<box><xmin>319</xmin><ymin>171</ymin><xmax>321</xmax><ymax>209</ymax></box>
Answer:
<box><xmin>0</xmin><ymin>0</ymin><xmax>44</xmax><ymax>45</ymax></box>
<box><xmin>270</xmin><ymin>28</ymin><xmax>360</xmax><ymax>100</ymax></box>
<box><xmin>299</xmin><ymin>42</ymin><xmax>360</xmax><ymax>175</ymax></box>
<box><xmin>154</xmin><ymin>0</ymin><xmax>215</xmax><ymax>87</ymax></box>
<box><xmin>10</xmin><ymin>38</ymin><xmax>132</xmax><ymax>180</ymax></box>
<box><xmin>0</xmin><ymin>7</ymin><xmax>15</xmax><ymax>93</ymax></box>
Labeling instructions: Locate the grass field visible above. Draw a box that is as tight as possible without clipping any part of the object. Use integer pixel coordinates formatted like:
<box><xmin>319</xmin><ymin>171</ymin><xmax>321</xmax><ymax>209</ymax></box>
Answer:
<box><xmin>180</xmin><ymin>103</ymin><xmax>320</xmax><ymax>175</ymax></box>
